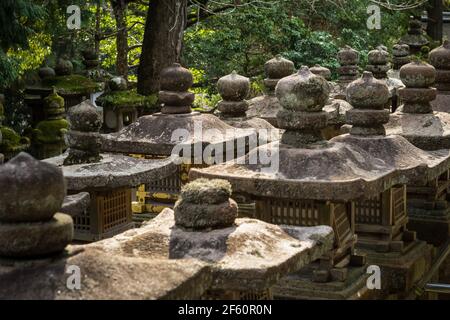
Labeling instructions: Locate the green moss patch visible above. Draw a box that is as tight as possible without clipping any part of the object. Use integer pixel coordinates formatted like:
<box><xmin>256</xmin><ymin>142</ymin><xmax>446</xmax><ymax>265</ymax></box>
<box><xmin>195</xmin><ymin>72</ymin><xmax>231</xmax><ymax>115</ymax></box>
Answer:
<box><xmin>43</xmin><ymin>75</ymin><xmax>100</xmax><ymax>95</ymax></box>
<box><xmin>0</xmin><ymin>127</ymin><xmax>29</xmax><ymax>151</ymax></box>
<box><xmin>96</xmin><ymin>89</ymin><xmax>158</xmax><ymax>111</ymax></box>
<box><xmin>35</xmin><ymin>119</ymin><xmax>69</xmax><ymax>144</ymax></box>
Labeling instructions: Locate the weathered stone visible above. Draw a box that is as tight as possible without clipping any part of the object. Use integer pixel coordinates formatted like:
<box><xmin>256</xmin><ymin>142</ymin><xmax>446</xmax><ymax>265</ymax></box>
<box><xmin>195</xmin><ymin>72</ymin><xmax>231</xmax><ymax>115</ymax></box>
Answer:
<box><xmin>276</xmin><ymin>66</ymin><xmax>330</xmax><ymax>112</ymax></box>
<box><xmin>67</xmin><ymin>100</ymin><xmax>102</xmax><ymax>132</ymax></box>
<box><xmin>60</xmin><ymin>192</ymin><xmax>90</xmax><ymax>217</ymax></box>
<box><xmin>179</xmin><ymin>178</ymin><xmax>232</xmax><ymax>204</ymax></box>
<box><xmin>88</xmin><ymin>208</ymin><xmax>334</xmax><ymax>292</ymax></box>
<box><xmin>0</xmin><ymin>248</ymin><xmax>212</xmax><ymax>300</ymax></box>
<box><xmin>158</xmin><ymin>91</ymin><xmax>195</xmax><ymax>106</ymax></box>
<box><xmin>0</xmin><ymin>152</ymin><xmax>66</xmax><ymax>223</ymax></box>
<box><xmin>217</xmin><ymin>100</ymin><xmax>248</xmax><ymax>115</ymax></box>
<box><xmin>309</xmin><ymin>65</ymin><xmax>332</xmax><ymax>81</ymax></box>
<box><xmin>160</xmin><ymin>63</ymin><xmax>193</xmax><ymax>92</ymax></box>
<box><xmin>174</xmin><ymin>198</ymin><xmax>238</xmax><ymax>230</ymax></box>
<box><xmin>399</xmin><ymin>18</ymin><xmax>429</xmax><ymax>54</ymax></box>
<box><xmin>264</xmin><ymin>55</ymin><xmax>295</xmax><ymax>84</ymax></box>
<box><xmin>346</xmin><ymin>71</ymin><xmax>389</xmax><ymax>110</ymax></box>
<box><xmin>217</xmin><ymin>71</ymin><xmax>250</xmax><ymax>102</ymax></box>
<box><xmin>400</xmin><ymin>60</ymin><xmax>436</xmax><ymax>88</ymax></box>
<box><xmin>277</xmin><ymin>109</ymin><xmax>328</xmax><ymax>130</ymax></box>
<box><xmin>0</xmin><ymin>213</ymin><xmax>73</xmax><ymax>258</ymax></box>
<box><xmin>45</xmin><ymin>153</ymin><xmax>176</xmax><ymax>191</ymax></box>
<box><xmin>338</xmin><ymin>46</ymin><xmax>359</xmax><ymax>66</ymax></box>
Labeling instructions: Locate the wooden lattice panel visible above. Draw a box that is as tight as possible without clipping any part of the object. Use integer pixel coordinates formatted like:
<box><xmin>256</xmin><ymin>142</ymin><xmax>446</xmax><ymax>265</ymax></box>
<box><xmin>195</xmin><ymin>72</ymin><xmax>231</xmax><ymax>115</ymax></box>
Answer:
<box><xmin>255</xmin><ymin>199</ymin><xmax>322</xmax><ymax>226</ymax></box>
<box><xmin>355</xmin><ymin>194</ymin><xmax>382</xmax><ymax>225</ymax></box>
<box><xmin>96</xmin><ymin>188</ymin><xmax>131</xmax><ymax>233</ymax></box>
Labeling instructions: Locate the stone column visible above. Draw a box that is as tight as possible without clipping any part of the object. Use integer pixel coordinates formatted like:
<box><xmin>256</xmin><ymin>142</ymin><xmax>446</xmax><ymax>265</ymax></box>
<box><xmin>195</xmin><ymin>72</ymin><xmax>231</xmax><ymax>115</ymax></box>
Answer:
<box><xmin>367</xmin><ymin>48</ymin><xmax>390</xmax><ymax>80</ymax></box>
<box><xmin>429</xmin><ymin>40</ymin><xmax>450</xmax><ymax>92</ymax></box>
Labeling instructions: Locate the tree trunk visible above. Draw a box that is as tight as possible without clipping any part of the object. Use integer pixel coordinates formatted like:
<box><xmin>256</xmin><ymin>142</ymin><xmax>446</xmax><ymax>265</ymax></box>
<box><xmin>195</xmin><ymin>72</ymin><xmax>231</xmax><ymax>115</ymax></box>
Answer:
<box><xmin>137</xmin><ymin>0</ymin><xmax>187</xmax><ymax>95</ymax></box>
<box><xmin>427</xmin><ymin>0</ymin><xmax>443</xmax><ymax>43</ymax></box>
<box><xmin>112</xmin><ymin>0</ymin><xmax>129</xmax><ymax>79</ymax></box>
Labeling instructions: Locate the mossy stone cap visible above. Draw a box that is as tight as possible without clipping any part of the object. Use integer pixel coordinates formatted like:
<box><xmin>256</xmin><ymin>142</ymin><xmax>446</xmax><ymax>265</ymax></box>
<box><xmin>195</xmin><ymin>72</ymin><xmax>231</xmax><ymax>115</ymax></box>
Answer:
<box><xmin>180</xmin><ymin>178</ymin><xmax>232</xmax><ymax>204</ymax></box>
<box><xmin>276</xmin><ymin>66</ymin><xmax>330</xmax><ymax>112</ymax></box>
<box><xmin>399</xmin><ymin>60</ymin><xmax>436</xmax><ymax>88</ymax></box>
<box><xmin>309</xmin><ymin>65</ymin><xmax>332</xmax><ymax>81</ymax></box>
<box><xmin>175</xmin><ymin>178</ymin><xmax>237</xmax><ymax>229</ymax></box>
<box><xmin>346</xmin><ymin>71</ymin><xmax>389</xmax><ymax>109</ymax></box>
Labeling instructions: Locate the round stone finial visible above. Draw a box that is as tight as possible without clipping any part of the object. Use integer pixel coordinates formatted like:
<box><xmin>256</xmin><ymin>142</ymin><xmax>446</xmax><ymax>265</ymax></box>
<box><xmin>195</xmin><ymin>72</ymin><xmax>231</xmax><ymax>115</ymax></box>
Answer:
<box><xmin>366</xmin><ymin>48</ymin><xmax>390</xmax><ymax>79</ymax></box>
<box><xmin>338</xmin><ymin>46</ymin><xmax>359</xmax><ymax>66</ymax></box>
<box><xmin>264</xmin><ymin>55</ymin><xmax>295</xmax><ymax>80</ymax></box>
<box><xmin>216</xmin><ymin>71</ymin><xmax>250</xmax><ymax>117</ymax></box>
<box><xmin>160</xmin><ymin>63</ymin><xmax>194</xmax><ymax>92</ymax></box>
<box><xmin>398</xmin><ymin>61</ymin><xmax>437</xmax><ymax>113</ymax></box>
<box><xmin>429</xmin><ymin>40</ymin><xmax>450</xmax><ymax>69</ymax></box>
<box><xmin>309</xmin><ymin>65</ymin><xmax>332</xmax><ymax>81</ymax></box>
<box><xmin>0</xmin><ymin>152</ymin><xmax>66</xmax><ymax>222</ymax></box>
<box><xmin>346</xmin><ymin>71</ymin><xmax>389</xmax><ymax>109</ymax></box>
<box><xmin>393</xmin><ymin>44</ymin><xmax>411</xmax><ymax>70</ymax></box>
<box><xmin>108</xmin><ymin>76</ymin><xmax>127</xmax><ymax>91</ymax></box>
<box><xmin>0</xmin><ymin>152</ymin><xmax>73</xmax><ymax>258</ymax></box>
<box><xmin>346</xmin><ymin>72</ymin><xmax>390</xmax><ymax>136</ymax></box>
<box><xmin>64</xmin><ymin>100</ymin><xmax>102</xmax><ymax>165</ymax></box>
<box><xmin>429</xmin><ymin>40</ymin><xmax>450</xmax><ymax>91</ymax></box>
<box><xmin>67</xmin><ymin>100</ymin><xmax>102</xmax><ymax>132</ymax></box>
<box><xmin>174</xmin><ymin>179</ymin><xmax>237</xmax><ymax>230</ymax></box>
<box><xmin>399</xmin><ymin>60</ymin><xmax>436</xmax><ymax>88</ymax></box>
<box><xmin>159</xmin><ymin>63</ymin><xmax>195</xmax><ymax>114</ymax></box>
<box><xmin>276</xmin><ymin>66</ymin><xmax>330</xmax><ymax>112</ymax></box>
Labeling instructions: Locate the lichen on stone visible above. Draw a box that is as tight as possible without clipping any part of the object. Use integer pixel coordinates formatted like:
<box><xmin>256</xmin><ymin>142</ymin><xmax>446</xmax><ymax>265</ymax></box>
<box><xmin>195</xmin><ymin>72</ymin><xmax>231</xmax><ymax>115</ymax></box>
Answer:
<box><xmin>34</xmin><ymin>119</ymin><xmax>69</xmax><ymax>144</ymax></box>
<box><xmin>180</xmin><ymin>178</ymin><xmax>232</xmax><ymax>204</ymax></box>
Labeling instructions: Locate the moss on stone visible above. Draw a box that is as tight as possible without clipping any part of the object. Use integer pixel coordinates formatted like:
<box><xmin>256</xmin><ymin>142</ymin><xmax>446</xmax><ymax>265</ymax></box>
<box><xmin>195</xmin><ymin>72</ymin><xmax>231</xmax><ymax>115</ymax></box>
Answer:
<box><xmin>44</xmin><ymin>91</ymin><xmax>65</xmax><ymax>109</ymax></box>
<box><xmin>35</xmin><ymin>119</ymin><xmax>69</xmax><ymax>144</ymax></box>
<box><xmin>180</xmin><ymin>178</ymin><xmax>232</xmax><ymax>204</ymax></box>
<box><xmin>0</xmin><ymin>127</ymin><xmax>29</xmax><ymax>152</ymax></box>
<box><xmin>43</xmin><ymin>75</ymin><xmax>100</xmax><ymax>95</ymax></box>
<box><xmin>96</xmin><ymin>89</ymin><xmax>158</xmax><ymax>111</ymax></box>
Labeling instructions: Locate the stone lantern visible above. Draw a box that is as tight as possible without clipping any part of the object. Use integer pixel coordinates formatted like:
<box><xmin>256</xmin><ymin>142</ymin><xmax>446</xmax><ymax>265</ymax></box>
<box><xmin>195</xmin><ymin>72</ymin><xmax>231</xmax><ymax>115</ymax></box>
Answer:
<box><xmin>388</xmin><ymin>43</ymin><xmax>411</xmax><ymax>80</ymax></box>
<box><xmin>216</xmin><ymin>71</ymin><xmax>280</xmax><ymax>139</ymax></box>
<box><xmin>332</xmin><ymin>71</ymin><xmax>448</xmax><ymax>297</ymax></box>
<box><xmin>385</xmin><ymin>61</ymin><xmax>450</xmax><ymax>247</ymax></box>
<box><xmin>399</xmin><ymin>18</ymin><xmax>429</xmax><ymax>54</ymax></box>
<box><xmin>45</xmin><ymin>100</ymin><xmax>177</xmax><ymax>241</ymax></box>
<box><xmin>247</xmin><ymin>55</ymin><xmax>295</xmax><ymax>126</ymax></box>
<box><xmin>190</xmin><ymin>66</ymin><xmax>405</xmax><ymax>299</ymax></box>
<box><xmin>31</xmin><ymin>88</ymin><xmax>69</xmax><ymax>159</ymax></box>
<box><xmin>430</xmin><ymin>40</ymin><xmax>450</xmax><ymax>113</ymax></box>
<box><xmin>0</xmin><ymin>178</ymin><xmax>333</xmax><ymax>300</ymax></box>
<box><xmin>100</xmin><ymin>63</ymin><xmax>257</xmax><ymax>218</ymax></box>
<box><xmin>96</xmin><ymin>77</ymin><xmax>146</xmax><ymax>132</ymax></box>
